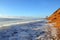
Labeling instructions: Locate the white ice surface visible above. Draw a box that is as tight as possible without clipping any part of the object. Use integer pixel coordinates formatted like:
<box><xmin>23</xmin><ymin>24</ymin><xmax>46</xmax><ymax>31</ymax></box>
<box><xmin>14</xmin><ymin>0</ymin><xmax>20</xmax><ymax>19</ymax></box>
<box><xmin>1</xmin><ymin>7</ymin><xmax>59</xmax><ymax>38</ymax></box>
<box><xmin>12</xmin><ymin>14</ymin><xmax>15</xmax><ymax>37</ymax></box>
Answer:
<box><xmin>0</xmin><ymin>19</ymin><xmax>49</xmax><ymax>40</ymax></box>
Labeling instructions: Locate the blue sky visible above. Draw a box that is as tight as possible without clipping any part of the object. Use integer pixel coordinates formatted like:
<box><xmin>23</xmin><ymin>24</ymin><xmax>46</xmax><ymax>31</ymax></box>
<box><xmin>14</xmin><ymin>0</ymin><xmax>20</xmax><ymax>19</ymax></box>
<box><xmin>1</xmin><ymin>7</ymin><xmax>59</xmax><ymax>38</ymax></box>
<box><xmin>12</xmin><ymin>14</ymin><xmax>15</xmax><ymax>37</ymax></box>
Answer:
<box><xmin>0</xmin><ymin>0</ymin><xmax>60</xmax><ymax>18</ymax></box>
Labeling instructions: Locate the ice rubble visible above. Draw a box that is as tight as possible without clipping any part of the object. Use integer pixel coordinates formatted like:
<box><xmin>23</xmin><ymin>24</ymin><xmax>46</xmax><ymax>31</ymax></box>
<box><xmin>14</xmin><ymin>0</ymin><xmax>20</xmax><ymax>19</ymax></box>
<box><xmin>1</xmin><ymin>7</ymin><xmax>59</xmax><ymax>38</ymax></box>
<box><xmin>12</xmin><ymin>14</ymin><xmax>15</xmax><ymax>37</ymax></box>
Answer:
<box><xmin>0</xmin><ymin>19</ymin><xmax>51</xmax><ymax>40</ymax></box>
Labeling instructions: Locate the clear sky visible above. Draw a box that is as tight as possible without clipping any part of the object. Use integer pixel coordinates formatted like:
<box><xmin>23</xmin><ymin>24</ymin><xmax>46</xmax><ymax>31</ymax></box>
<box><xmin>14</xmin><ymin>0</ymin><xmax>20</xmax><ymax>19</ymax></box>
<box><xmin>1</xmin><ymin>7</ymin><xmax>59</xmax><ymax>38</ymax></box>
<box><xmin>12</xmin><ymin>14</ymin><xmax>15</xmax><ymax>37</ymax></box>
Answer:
<box><xmin>0</xmin><ymin>0</ymin><xmax>60</xmax><ymax>18</ymax></box>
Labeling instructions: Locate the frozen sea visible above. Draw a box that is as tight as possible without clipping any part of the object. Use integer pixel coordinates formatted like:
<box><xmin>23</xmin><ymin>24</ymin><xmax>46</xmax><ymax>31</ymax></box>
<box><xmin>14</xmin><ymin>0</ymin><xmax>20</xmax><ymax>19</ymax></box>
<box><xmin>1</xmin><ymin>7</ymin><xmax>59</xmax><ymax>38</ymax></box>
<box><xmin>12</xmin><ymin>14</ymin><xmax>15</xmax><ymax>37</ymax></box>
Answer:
<box><xmin>0</xmin><ymin>18</ymin><xmax>48</xmax><ymax>40</ymax></box>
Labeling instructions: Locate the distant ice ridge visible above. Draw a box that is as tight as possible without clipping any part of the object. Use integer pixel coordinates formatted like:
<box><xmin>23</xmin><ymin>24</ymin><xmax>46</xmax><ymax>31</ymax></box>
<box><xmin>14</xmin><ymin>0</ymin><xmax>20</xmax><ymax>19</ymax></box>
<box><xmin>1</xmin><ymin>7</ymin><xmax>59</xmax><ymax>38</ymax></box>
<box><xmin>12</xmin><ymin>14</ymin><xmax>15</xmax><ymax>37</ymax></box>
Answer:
<box><xmin>0</xmin><ymin>17</ymin><xmax>42</xmax><ymax>27</ymax></box>
<box><xmin>0</xmin><ymin>19</ymin><xmax>50</xmax><ymax>40</ymax></box>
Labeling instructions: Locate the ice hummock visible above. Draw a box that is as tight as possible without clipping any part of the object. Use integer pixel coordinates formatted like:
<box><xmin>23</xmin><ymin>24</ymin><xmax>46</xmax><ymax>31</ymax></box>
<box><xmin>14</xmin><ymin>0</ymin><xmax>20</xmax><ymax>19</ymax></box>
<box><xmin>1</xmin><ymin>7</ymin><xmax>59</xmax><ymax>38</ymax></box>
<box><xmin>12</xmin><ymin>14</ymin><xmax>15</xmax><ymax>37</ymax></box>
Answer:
<box><xmin>0</xmin><ymin>19</ymin><xmax>52</xmax><ymax>40</ymax></box>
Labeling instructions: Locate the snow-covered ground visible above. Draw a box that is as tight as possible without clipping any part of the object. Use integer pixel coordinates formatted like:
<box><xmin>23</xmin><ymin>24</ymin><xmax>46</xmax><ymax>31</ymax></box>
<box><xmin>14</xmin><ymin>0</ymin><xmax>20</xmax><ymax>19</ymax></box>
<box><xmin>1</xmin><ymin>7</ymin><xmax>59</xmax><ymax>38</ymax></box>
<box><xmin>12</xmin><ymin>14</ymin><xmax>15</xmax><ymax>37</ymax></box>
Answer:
<box><xmin>0</xmin><ymin>19</ymin><xmax>52</xmax><ymax>40</ymax></box>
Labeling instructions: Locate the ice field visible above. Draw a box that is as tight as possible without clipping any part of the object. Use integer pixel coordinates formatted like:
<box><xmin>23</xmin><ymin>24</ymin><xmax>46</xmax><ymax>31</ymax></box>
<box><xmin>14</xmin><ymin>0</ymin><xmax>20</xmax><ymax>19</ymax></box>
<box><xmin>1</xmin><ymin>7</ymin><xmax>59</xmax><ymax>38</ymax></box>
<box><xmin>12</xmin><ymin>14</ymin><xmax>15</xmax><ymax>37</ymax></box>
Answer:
<box><xmin>0</xmin><ymin>18</ymin><xmax>51</xmax><ymax>40</ymax></box>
